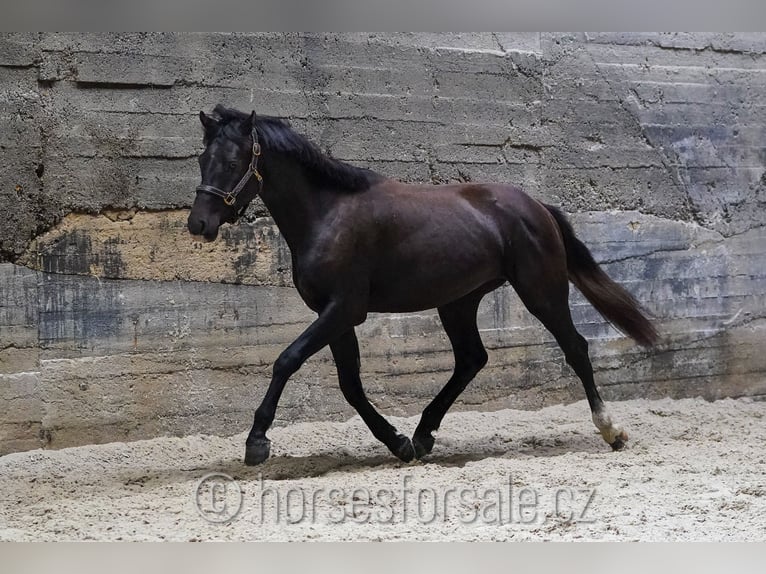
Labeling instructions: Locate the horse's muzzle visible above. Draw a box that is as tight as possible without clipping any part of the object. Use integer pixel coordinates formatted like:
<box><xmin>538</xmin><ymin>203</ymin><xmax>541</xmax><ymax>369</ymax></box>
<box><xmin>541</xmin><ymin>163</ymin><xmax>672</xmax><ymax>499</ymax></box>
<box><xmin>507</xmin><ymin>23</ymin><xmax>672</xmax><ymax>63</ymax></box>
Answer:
<box><xmin>187</xmin><ymin>213</ymin><xmax>219</xmax><ymax>242</ymax></box>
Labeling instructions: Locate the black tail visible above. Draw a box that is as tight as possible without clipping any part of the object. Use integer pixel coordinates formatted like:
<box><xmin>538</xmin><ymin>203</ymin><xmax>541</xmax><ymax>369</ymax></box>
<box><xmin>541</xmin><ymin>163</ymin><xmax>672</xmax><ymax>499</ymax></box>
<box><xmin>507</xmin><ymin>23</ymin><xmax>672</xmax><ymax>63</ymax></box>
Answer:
<box><xmin>544</xmin><ymin>204</ymin><xmax>658</xmax><ymax>347</ymax></box>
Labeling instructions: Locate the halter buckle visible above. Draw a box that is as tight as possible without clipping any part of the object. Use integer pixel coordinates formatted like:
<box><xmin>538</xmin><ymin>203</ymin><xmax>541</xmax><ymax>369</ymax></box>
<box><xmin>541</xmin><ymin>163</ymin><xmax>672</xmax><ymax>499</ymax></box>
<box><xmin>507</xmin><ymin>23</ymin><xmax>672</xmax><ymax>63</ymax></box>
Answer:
<box><xmin>223</xmin><ymin>192</ymin><xmax>237</xmax><ymax>206</ymax></box>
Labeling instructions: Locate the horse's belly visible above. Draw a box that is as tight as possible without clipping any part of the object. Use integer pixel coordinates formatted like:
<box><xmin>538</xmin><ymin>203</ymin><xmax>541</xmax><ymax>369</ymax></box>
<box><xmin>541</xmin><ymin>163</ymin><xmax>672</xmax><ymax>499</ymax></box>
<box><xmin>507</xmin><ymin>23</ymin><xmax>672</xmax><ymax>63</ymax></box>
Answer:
<box><xmin>367</xmin><ymin>257</ymin><xmax>503</xmax><ymax>312</ymax></box>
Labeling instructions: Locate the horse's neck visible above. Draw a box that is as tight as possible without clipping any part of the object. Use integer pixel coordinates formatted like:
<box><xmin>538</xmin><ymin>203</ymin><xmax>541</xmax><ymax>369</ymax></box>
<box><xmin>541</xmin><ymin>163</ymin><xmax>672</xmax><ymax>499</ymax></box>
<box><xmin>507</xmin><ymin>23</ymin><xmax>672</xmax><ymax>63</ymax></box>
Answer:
<box><xmin>258</xmin><ymin>157</ymin><xmax>324</xmax><ymax>254</ymax></box>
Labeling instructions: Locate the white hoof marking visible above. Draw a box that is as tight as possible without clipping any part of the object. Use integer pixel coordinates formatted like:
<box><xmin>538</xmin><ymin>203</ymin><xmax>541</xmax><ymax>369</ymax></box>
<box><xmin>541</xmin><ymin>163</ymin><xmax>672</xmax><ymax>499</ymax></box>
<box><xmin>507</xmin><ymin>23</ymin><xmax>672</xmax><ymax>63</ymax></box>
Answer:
<box><xmin>592</xmin><ymin>409</ymin><xmax>627</xmax><ymax>445</ymax></box>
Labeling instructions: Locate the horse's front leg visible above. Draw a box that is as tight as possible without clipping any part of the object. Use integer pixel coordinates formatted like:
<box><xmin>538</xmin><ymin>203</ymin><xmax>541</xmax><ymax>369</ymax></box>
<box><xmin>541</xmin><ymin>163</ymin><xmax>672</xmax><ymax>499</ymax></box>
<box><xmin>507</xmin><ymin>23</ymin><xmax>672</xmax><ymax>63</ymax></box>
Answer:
<box><xmin>331</xmin><ymin>329</ymin><xmax>415</xmax><ymax>462</ymax></box>
<box><xmin>245</xmin><ymin>300</ymin><xmax>360</xmax><ymax>465</ymax></box>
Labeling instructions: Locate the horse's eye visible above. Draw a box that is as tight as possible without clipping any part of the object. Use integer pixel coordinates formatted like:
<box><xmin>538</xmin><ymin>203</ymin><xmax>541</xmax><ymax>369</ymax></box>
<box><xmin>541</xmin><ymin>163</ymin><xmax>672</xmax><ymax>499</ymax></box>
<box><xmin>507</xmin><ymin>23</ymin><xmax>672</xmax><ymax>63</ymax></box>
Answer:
<box><xmin>228</xmin><ymin>161</ymin><xmax>237</xmax><ymax>171</ymax></box>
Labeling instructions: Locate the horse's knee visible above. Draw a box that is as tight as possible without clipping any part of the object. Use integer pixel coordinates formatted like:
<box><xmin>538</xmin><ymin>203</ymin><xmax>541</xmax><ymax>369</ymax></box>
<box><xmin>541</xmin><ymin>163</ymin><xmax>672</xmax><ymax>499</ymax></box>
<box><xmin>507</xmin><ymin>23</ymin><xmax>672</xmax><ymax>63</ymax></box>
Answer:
<box><xmin>460</xmin><ymin>346</ymin><xmax>488</xmax><ymax>378</ymax></box>
<box><xmin>473</xmin><ymin>347</ymin><xmax>489</xmax><ymax>373</ymax></box>
<box><xmin>337</xmin><ymin>371</ymin><xmax>367</xmax><ymax>407</ymax></box>
<box><xmin>339</xmin><ymin>384</ymin><xmax>362</xmax><ymax>407</ymax></box>
<box><xmin>273</xmin><ymin>348</ymin><xmax>301</xmax><ymax>378</ymax></box>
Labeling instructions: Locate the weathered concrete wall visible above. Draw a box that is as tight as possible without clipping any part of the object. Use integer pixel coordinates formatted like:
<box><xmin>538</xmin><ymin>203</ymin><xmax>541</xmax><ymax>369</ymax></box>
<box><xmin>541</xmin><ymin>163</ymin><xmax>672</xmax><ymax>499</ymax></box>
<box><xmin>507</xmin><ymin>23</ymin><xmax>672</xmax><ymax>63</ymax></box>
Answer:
<box><xmin>1</xmin><ymin>33</ymin><xmax>764</xmax><ymax>453</ymax></box>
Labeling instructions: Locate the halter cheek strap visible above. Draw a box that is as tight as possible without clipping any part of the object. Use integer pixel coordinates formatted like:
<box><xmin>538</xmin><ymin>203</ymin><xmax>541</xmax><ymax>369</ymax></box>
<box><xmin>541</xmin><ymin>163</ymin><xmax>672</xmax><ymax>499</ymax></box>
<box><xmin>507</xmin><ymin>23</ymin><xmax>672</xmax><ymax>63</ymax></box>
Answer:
<box><xmin>195</xmin><ymin>125</ymin><xmax>263</xmax><ymax>220</ymax></box>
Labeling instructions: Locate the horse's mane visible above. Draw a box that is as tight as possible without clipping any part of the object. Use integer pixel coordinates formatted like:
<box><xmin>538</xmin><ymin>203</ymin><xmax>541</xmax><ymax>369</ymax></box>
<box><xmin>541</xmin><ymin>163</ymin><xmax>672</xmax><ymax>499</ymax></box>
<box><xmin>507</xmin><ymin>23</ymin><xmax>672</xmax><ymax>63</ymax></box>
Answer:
<box><xmin>207</xmin><ymin>105</ymin><xmax>384</xmax><ymax>192</ymax></box>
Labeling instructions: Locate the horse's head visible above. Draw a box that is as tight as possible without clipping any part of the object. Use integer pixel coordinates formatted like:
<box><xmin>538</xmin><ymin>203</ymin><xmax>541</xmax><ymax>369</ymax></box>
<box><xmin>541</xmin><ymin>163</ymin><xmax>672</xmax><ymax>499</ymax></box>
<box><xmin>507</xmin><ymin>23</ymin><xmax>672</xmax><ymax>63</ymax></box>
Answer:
<box><xmin>188</xmin><ymin>109</ymin><xmax>262</xmax><ymax>242</ymax></box>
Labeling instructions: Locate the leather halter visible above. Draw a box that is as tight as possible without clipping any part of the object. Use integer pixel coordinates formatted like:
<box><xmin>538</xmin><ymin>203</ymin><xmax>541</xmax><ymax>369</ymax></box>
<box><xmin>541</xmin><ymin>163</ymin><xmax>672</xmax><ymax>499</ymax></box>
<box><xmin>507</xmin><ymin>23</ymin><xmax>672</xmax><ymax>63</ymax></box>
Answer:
<box><xmin>195</xmin><ymin>125</ymin><xmax>263</xmax><ymax>220</ymax></box>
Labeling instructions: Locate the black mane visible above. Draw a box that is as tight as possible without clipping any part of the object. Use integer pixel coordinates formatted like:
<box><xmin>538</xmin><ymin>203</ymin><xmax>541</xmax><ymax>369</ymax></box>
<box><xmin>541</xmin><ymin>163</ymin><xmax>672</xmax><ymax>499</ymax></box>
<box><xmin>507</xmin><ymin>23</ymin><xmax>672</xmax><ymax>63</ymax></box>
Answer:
<box><xmin>208</xmin><ymin>105</ymin><xmax>384</xmax><ymax>192</ymax></box>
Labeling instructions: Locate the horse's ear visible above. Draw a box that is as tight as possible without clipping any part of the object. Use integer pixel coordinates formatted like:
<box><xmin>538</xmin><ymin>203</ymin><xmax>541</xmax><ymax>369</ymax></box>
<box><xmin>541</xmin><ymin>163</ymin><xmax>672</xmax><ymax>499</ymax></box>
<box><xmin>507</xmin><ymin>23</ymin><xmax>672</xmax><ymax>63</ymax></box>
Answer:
<box><xmin>240</xmin><ymin>110</ymin><xmax>256</xmax><ymax>136</ymax></box>
<box><xmin>199</xmin><ymin>111</ymin><xmax>218</xmax><ymax>131</ymax></box>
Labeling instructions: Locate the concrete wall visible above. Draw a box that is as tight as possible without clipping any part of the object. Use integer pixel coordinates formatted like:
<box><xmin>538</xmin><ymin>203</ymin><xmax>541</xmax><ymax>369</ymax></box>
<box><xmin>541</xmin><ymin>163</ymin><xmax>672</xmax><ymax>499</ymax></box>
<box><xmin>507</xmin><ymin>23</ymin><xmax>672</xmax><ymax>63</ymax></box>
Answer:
<box><xmin>1</xmin><ymin>32</ymin><xmax>764</xmax><ymax>453</ymax></box>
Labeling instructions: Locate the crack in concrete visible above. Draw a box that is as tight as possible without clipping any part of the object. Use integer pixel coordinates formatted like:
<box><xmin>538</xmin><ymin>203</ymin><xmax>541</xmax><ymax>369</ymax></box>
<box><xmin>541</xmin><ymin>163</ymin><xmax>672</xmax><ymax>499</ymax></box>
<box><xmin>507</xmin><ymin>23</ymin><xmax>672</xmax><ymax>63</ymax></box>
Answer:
<box><xmin>651</xmin><ymin>43</ymin><xmax>765</xmax><ymax>57</ymax></box>
<box><xmin>490</xmin><ymin>33</ymin><xmax>507</xmax><ymax>54</ymax></box>
<box><xmin>581</xmin><ymin>42</ymin><xmax>699</xmax><ymax>225</ymax></box>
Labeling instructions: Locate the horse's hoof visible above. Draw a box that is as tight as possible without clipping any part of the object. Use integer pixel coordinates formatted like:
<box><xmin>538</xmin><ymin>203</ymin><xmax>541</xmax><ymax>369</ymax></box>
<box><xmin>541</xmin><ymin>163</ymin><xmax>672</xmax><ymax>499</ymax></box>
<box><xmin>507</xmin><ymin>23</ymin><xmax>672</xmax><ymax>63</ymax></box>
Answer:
<box><xmin>392</xmin><ymin>434</ymin><xmax>416</xmax><ymax>462</ymax></box>
<box><xmin>244</xmin><ymin>439</ymin><xmax>271</xmax><ymax>465</ymax></box>
<box><xmin>412</xmin><ymin>432</ymin><xmax>435</xmax><ymax>459</ymax></box>
<box><xmin>609</xmin><ymin>430</ymin><xmax>629</xmax><ymax>451</ymax></box>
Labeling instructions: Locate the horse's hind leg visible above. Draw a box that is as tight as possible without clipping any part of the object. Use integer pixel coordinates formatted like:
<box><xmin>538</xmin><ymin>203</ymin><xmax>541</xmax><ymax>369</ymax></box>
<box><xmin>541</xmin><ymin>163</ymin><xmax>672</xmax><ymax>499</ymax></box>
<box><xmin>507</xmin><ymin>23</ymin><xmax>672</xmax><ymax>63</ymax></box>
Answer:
<box><xmin>543</xmin><ymin>310</ymin><xmax>628</xmax><ymax>450</ymax></box>
<box><xmin>412</xmin><ymin>291</ymin><xmax>488</xmax><ymax>459</ymax></box>
<box><xmin>330</xmin><ymin>329</ymin><xmax>415</xmax><ymax>462</ymax></box>
<box><xmin>510</xmin><ymin>257</ymin><xmax>628</xmax><ymax>450</ymax></box>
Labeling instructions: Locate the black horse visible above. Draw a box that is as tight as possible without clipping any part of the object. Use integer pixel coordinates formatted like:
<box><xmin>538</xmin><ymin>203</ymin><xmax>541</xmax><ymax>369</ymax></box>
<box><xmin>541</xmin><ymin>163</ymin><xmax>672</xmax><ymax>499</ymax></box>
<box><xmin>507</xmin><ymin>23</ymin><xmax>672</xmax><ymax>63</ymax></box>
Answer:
<box><xmin>188</xmin><ymin>105</ymin><xmax>658</xmax><ymax>465</ymax></box>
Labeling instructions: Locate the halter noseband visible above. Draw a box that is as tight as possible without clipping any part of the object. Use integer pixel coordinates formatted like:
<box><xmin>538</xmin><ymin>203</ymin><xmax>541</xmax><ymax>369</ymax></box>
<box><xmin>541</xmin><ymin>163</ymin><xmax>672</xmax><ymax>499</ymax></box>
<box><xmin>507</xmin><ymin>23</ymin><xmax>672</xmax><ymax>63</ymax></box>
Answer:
<box><xmin>195</xmin><ymin>124</ymin><xmax>263</xmax><ymax>220</ymax></box>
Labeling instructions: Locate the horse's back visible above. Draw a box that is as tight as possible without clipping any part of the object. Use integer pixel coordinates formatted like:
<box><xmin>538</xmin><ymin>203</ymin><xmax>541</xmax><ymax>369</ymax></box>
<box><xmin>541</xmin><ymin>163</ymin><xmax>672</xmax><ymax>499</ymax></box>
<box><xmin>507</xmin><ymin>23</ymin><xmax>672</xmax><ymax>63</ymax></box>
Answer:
<box><xmin>344</xmin><ymin>180</ymin><xmax>548</xmax><ymax>312</ymax></box>
<box><xmin>366</xmin><ymin>180</ymin><xmax>555</xmax><ymax>243</ymax></box>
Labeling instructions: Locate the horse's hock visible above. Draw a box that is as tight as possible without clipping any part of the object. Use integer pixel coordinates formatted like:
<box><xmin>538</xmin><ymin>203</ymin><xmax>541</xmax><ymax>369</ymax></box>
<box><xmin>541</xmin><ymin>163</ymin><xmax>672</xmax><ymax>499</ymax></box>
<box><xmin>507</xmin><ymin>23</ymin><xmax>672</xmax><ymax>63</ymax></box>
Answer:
<box><xmin>1</xmin><ymin>33</ymin><xmax>764</xmax><ymax>454</ymax></box>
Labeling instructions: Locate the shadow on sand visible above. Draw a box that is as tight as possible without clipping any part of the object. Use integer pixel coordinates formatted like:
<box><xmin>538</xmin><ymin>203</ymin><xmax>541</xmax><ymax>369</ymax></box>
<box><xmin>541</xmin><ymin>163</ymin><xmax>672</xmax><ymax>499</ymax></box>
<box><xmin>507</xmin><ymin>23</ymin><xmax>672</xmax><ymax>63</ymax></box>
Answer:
<box><xmin>138</xmin><ymin>430</ymin><xmax>608</xmax><ymax>487</ymax></box>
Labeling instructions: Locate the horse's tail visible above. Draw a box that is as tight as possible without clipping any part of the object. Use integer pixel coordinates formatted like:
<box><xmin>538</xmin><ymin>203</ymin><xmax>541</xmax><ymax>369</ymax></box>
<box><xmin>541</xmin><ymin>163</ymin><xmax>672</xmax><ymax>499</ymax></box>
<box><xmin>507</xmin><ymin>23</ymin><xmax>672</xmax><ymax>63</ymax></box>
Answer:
<box><xmin>543</xmin><ymin>204</ymin><xmax>658</xmax><ymax>347</ymax></box>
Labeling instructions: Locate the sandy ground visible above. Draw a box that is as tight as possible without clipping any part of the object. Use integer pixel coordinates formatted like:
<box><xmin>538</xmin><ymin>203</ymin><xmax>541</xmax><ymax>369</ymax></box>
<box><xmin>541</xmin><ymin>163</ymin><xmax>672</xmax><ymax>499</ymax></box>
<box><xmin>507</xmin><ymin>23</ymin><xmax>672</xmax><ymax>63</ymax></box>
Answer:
<box><xmin>1</xmin><ymin>397</ymin><xmax>764</xmax><ymax>541</ymax></box>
